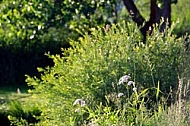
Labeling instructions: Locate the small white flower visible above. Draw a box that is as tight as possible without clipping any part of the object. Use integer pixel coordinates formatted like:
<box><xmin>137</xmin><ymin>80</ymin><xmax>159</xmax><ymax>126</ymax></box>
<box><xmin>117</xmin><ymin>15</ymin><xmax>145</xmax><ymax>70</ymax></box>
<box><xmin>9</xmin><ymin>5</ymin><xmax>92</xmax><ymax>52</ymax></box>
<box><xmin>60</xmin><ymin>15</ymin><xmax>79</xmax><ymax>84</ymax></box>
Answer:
<box><xmin>89</xmin><ymin>122</ymin><xmax>96</xmax><ymax>126</ymax></box>
<box><xmin>118</xmin><ymin>75</ymin><xmax>131</xmax><ymax>85</ymax></box>
<box><xmin>38</xmin><ymin>25</ymin><xmax>42</xmax><ymax>30</ymax></box>
<box><xmin>133</xmin><ymin>87</ymin><xmax>137</xmax><ymax>92</ymax></box>
<box><xmin>29</xmin><ymin>34</ymin><xmax>34</xmax><ymax>39</ymax></box>
<box><xmin>73</xmin><ymin>99</ymin><xmax>86</xmax><ymax>107</ymax></box>
<box><xmin>127</xmin><ymin>81</ymin><xmax>134</xmax><ymax>86</ymax></box>
<box><xmin>118</xmin><ymin>93</ymin><xmax>124</xmax><ymax>98</ymax></box>
<box><xmin>111</xmin><ymin>82</ymin><xmax>115</xmax><ymax>89</ymax></box>
<box><xmin>80</xmin><ymin>100</ymin><xmax>86</xmax><ymax>107</ymax></box>
<box><xmin>73</xmin><ymin>99</ymin><xmax>82</xmax><ymax>106</ymax></box>
<box><xmin>74</xmin><ymin>108</ymin><xmax>80</xmax><ymax>112</ymax></box>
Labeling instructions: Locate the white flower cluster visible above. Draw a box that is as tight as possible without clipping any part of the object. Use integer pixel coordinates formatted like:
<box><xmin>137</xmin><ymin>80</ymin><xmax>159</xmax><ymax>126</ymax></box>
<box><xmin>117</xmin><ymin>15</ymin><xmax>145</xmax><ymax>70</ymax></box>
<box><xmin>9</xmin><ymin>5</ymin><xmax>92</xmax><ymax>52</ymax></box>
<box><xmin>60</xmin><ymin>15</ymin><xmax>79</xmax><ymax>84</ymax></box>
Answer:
<box><xmin>117</xmin><ymin>92</ymin><xmax>124</xmax><ymax>98</ymax></box>
<box><xmin>118</xmin><ymin>75</ymin><xmax>131</xmax><ymax>85</ymax></box>
<box><xmin>73</xmin><ymin>99</ymin><xmax>86</xmax><ymax>107</ymax></box>
<box><xmin>118</xmin><ymin>75</ymin><xmax>137</xmax><ymax>94</ymax></box>
<box><xmin>73</xmin><ymin>99</ymin><xmax>86</xmax><ymax>112</ymax></box>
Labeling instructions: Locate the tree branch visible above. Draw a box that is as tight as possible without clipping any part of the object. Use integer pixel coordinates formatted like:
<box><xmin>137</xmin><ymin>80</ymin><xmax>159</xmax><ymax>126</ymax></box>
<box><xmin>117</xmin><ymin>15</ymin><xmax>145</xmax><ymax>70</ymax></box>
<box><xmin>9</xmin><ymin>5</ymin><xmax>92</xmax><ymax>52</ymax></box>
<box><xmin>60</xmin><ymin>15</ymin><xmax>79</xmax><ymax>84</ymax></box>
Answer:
<box><xmin>122</xmin><ymin>0</ymin><xmax>145</xmax><ymax>27</ymax></box>
<box><xmin>140</xmin><ymin>0</ymin><xmax>160</xmax><ymax>37</ymax></box>
<box><xmin>123</xmin><ymin>0</ymin><xmax>171</xmax><ymax>41</ymax></box>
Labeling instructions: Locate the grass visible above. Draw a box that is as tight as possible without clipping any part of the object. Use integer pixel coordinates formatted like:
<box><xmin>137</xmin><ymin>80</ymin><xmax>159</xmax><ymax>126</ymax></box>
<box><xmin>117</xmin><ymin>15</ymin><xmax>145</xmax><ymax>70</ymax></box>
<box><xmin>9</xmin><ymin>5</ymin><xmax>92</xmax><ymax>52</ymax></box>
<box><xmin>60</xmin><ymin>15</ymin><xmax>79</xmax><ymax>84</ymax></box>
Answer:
<box><xmin>0</xmin><ymin>85</ymin><xmax>47</xmax><ymax>107</ymax></box>
<box><xmin>0</xmin><ymin>85</ymin><xmax>30</xmax><ymax>104</ymax></box>
<box><xmin>0</xmin><ymin>85</ymin><xmax>30</xmax><ymax>125</ymax></box>
<box><xmin>0</xmin><ymin>85</ymin><xmax>28</xmax><ymax>94</ymax></box>
<box><xmin>0</xmin><ymin>85</ymin><xmax>43</xmax><ymax>126</ymax></box>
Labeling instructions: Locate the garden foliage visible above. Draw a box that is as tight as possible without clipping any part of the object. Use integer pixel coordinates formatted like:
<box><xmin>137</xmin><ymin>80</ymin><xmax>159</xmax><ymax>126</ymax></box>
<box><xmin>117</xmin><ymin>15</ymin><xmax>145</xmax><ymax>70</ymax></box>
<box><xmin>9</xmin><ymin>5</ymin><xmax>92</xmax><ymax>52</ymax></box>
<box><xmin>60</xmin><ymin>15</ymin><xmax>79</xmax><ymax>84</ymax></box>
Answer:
<box><xmin>26</xmin><ymin>21</ymin><xmax>188</xmax><ymax>125</ymax></box>
<box><xmin>0</xmin><ymin>0</ymin><xmax>120</xmax><ymax>85</ymax></box>
<box><xmin>0</xmin><ymin>0</ymin><xmax>189</xmax><ymax>86</ymax></box>
<box><xmin>7</xmin><ymin>101</ymin><xmax>41</xmax><ymax>126</ymax></box>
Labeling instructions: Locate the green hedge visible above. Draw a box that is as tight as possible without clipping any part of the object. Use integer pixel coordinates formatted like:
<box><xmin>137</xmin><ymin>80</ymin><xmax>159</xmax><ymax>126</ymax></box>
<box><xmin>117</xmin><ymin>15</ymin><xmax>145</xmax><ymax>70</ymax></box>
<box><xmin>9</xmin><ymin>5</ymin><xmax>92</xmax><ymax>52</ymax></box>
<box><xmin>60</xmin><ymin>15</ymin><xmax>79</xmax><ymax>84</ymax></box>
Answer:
<box><xmin>26</xmin><ymin>22</ymin><xmax>188</xmax><ymax>125</ymax></box>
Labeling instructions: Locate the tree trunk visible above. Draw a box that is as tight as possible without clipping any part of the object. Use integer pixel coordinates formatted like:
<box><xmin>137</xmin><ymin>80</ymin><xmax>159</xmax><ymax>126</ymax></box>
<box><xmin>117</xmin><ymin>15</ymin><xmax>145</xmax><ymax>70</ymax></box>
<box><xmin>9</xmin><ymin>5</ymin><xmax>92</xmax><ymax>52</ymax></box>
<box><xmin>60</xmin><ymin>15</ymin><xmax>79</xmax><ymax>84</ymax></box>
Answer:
<box><xmin>122</xmin><ymin>0</ymin><xmax>145</xmax><ymax>27</ymax></box>
<box><xmin>123</xmin><ymin>0</ymin><xmax>171</xmax><ymax>40</ymax></box>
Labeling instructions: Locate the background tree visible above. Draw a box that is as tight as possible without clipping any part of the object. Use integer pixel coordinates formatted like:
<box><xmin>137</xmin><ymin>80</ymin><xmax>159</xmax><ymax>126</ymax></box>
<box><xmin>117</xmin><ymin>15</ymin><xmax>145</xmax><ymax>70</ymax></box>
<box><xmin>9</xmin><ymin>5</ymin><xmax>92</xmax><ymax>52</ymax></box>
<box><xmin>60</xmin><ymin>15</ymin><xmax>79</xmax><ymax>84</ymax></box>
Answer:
<box><xmin>0</xmin><ymin>0</ymin><xmax>118</xmax><ymax>86</ymax></box>
<box><xmin>123</xmin><ymin>0</ymin><xmax>178</xmax><ymax>39</ymax></box>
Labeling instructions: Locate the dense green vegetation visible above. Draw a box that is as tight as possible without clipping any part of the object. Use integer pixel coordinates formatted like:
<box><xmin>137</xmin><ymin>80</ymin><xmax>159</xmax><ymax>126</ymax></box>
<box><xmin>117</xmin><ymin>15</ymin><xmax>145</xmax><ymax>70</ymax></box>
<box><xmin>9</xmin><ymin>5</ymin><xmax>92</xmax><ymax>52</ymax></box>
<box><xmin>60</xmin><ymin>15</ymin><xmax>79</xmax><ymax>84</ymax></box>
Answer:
<box><xmin>0</xmin><ymin>0</ymin><xmax>119</xmax><ymax>85</ymax></box>
<box><xmin>24</xmin><ymin>21</ymin><xmax>190</xmax><ymax>125</ymax></box>
<box><xmin>0</xmin><ymin>0</ymin><xmax>189</xmax><ymax>86</ymax></box>
<box><xmin>0</xmin><ymin>0</ymin><xmax>190</xmax><ymax>125</ymax></box>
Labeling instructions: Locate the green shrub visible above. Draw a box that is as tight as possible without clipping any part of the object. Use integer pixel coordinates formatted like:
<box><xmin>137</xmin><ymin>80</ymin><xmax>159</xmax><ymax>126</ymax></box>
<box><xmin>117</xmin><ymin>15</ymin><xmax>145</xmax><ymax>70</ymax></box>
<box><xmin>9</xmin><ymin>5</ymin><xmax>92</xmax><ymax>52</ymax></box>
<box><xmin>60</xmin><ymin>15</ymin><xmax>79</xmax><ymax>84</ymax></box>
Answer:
<box><xmin>7</xmin><ymin>101</ymin><xmax>41</xmax><ymax>126</ymax></box>
<box><xmin>172</xmin><ymin>0</ymin><xmax>190</xmax><ymax>35</ymax></box>
<box><xmin>26</xmin><ymin>21</ymin><xmax>188</xmax><ymax>125</ymax></box>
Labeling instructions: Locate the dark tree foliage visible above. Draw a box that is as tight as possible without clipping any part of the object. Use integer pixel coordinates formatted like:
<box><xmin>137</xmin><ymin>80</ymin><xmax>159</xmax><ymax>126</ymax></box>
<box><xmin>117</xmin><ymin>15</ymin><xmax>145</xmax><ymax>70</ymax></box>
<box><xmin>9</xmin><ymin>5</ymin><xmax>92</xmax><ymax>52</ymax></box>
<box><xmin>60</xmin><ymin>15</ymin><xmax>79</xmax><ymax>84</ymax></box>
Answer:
<box><xmin>0</xmin><ymin>0</ymin><xmax>119</xmax><ymax>86</ymax></box>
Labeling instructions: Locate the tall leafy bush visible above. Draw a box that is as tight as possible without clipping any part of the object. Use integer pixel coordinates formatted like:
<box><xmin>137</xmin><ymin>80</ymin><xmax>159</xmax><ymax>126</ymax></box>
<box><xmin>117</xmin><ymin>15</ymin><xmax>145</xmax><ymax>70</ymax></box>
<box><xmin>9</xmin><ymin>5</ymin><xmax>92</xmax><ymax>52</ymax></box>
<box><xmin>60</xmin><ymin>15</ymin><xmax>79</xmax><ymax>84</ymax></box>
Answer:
<box><xmin>26</xmin><ymin>21</ymin><xmax>187</xmax><ymax>125</ymax></box>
